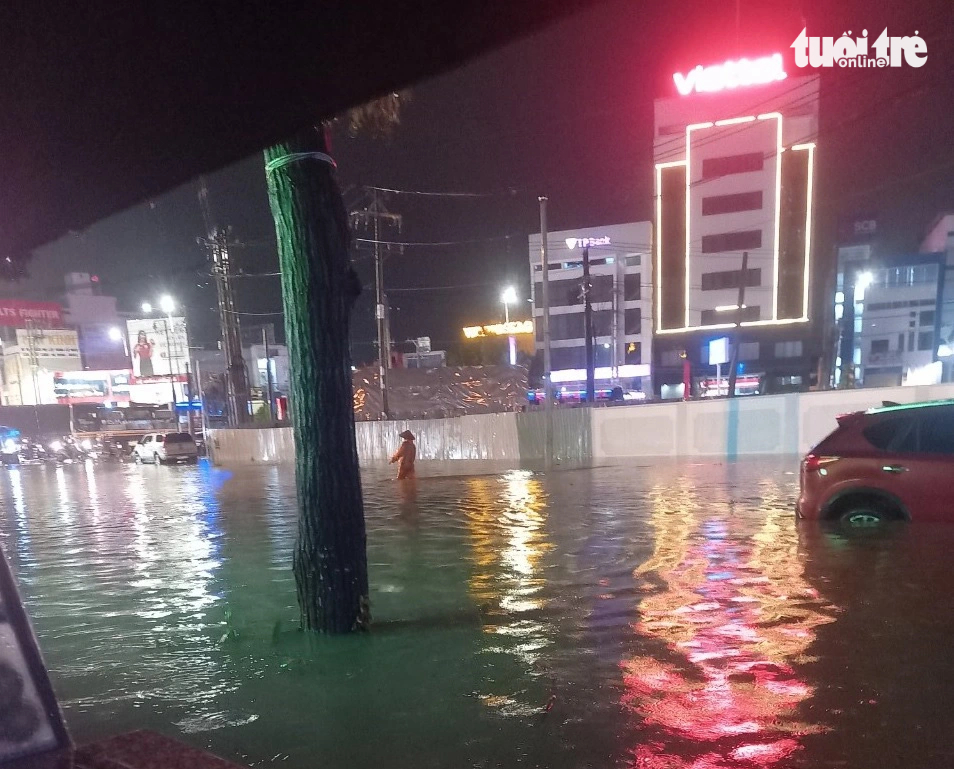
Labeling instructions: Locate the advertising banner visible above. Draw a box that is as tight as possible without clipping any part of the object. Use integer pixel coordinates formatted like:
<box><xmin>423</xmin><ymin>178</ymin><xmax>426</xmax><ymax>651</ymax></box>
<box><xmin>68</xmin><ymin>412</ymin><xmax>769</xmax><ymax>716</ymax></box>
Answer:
<box><xmin>13</xmin><ymin>328</ymin><xmax>80</xmax><ymax>358</ymax></box>
<box><xmin>0</xmin><ymin>300</ymin><xmax>63</xmax><ymax>328</ymax></box>
<box><xmin>126</xmin><ymin>317</ymin><xmax>189</xmax><ymax>378</ymax></box>
<box><xmin>53</xmin><ymin>370</ymin><xmax>132</xmax><ymax>405</ymax></box>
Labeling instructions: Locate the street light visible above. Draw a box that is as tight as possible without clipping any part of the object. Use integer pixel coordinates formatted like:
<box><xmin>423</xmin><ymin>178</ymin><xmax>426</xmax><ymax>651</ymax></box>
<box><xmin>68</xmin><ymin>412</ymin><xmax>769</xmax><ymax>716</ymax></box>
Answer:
<box><xmin>108</xmin><ymin>326</ymin><xmax>129</xmax><ymax>357</ymax></box>
<box><xmin>142</xmin><ymin>297</ymin><xmax>180</xmax><ymax>417</ymax></box>
<box><xmin>501</xmin><ymin>286</ymin><xmax>518</xmax><ymax>365</ymax></box>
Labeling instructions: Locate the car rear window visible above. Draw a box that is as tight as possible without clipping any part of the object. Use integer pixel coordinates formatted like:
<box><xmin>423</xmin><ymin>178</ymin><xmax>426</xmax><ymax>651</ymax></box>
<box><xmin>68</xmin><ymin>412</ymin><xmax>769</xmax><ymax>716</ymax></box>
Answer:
<box><xmin>863</xmin><ymin>416</ymin><xmax>917</xmax><ymax>451</ymax></box>
<box><xmin>163</xmin><ymin>433</ymin><xmax>195</xmax><ymax>444</ymax></box>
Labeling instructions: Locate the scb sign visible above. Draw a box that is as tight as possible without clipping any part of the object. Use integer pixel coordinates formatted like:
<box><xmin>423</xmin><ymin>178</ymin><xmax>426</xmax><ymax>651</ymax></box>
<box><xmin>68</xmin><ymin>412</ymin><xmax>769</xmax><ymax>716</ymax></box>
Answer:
<box><xmin>839</xmin><ymin>215</ymin><xmax>878</xmax><ymax>244</ymax></box>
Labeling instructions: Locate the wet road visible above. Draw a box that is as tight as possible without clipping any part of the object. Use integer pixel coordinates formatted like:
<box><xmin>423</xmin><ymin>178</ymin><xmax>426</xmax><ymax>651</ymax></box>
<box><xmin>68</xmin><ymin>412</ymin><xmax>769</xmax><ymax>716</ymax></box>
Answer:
<box><xmin>2</xmin><ymin>458</ymin><xmax>954</xmax><ymax>768</ymax></box>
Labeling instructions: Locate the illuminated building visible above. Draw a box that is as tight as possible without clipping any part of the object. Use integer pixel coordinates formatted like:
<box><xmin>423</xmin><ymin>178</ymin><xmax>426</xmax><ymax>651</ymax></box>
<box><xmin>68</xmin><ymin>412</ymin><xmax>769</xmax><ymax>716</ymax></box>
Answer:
<box><xmin>653</xmin><ymin>54</ymin><xmax>820</xmax><ymax>397</ymax></box>
<box><xmin>834</xmin><ymin>239</ymin><xmax>951</xmax><ymax>388</ymax></box>
<box><xmin>528</xmin><ymin>222</ymin><xmax>652</xmax><ymax>392</ymax></box>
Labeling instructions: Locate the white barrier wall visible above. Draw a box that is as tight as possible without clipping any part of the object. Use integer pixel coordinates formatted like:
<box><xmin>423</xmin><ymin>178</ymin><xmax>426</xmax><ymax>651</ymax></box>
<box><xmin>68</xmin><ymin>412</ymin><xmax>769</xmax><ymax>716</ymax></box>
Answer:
<box><xmin>208</xmin><ymin>383</ymin><xmax>954</xmax><ymax>465</ymax></box>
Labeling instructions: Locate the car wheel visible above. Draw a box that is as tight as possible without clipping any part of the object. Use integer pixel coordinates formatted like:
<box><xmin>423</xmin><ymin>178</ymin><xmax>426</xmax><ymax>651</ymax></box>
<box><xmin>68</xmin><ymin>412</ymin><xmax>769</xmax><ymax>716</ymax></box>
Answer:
<box><xmin>154</xmin><ymin>453</ymin><xmax>163</xmax><ymax>465</ymax></box>
<box><xmin>836</xmin><ymin>498</ymin><xmax>898</xmax><ymax>527</ymax></box>
<box><xmin>133</xmin><ymin>453</ymin><xmax>142</xmax><ymax>464</ymax></box>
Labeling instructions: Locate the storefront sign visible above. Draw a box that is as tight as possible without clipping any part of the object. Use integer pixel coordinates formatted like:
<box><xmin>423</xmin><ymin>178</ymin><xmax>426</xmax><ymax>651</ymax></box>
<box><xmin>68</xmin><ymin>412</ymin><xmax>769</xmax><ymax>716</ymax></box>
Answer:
<box><xmin>564</xmin><ymin>236</ymin><xmax>611</xmax><ymax>250</ymax></box>
<box><xmin>674</xmin><ymin>53</ymin><xmax>786</xmax><ymax>96</ymax></box>
<box><xmin>13</xmin><ymin>328</ymin><xmax>80</xmax><ymax>358</ymax></box>
<box><xmin>0</xmin><ymin>300</ymin><xmax>64</xmax><ymax>328</ymax></box>
<box><xmin>463</xmin><ymin>320</ymin><xmax>534</xmax><ymax>339</ymax></box>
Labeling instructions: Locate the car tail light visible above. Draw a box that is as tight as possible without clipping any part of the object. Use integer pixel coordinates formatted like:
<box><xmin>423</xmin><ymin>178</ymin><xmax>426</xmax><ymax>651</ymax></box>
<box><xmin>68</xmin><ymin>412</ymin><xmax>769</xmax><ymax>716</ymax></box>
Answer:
<box><xmin>803</xmin><ymin>454</ymin><xmax>839</xmax><ymax>474</ymax></box>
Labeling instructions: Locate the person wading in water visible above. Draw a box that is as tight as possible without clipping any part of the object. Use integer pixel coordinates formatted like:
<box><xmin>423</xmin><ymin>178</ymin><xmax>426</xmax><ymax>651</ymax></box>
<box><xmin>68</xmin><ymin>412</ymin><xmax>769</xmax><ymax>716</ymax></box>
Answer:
<box><xmin>389</xmin><ymin>430</ymin><xmax>417</xmax><ymax>480</ymax></box>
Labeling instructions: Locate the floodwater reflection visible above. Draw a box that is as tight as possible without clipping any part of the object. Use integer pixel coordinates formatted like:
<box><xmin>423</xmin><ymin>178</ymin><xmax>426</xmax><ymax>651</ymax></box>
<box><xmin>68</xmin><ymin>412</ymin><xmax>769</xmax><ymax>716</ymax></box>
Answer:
<box><xmin>2</xmin><ymin>459</ymin><xmax>954</xmax><ymax>768</ymax></box>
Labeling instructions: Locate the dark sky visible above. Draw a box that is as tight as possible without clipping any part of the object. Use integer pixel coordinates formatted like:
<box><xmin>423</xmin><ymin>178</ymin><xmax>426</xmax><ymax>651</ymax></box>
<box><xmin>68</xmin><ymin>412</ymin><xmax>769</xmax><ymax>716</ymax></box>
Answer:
<box><xmin>8</xmin><ymin>0</ymin><xmax>953</xmax><ymax>363</ymax></box>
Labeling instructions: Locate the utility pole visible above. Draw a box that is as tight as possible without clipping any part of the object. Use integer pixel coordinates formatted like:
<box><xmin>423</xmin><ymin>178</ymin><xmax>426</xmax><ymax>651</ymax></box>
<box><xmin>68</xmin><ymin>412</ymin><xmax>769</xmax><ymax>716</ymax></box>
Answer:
<box><xmin>582</xmin><ymin>245</ymin><xmax>595</xmax><ymax>404</ymax></box>
<box><xmin>727</xmin><ymin>250</ymin><xmax>749</xmax><ymax>398</ymax></box>
<box><xmin>538</xmin><ymin>197</ymin><xmax>553</xmax><ymax>466</ymax></box>
<box><xmin>350</xmin><ymin>188</ymin><xmax>401</xmax><ymax>419</ymax></box>
<box><xmin>198</xmin><ymin>178</ymin><xmax>251</xmax><ymax>425</ymax></box>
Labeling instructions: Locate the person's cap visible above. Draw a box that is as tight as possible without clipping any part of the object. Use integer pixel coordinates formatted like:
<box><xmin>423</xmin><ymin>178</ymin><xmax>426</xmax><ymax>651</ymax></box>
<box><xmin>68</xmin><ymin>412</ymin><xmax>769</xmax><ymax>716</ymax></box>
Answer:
<box><xmin>399</xmin><ymin>430</ymin><xmax>415</xmax><ymax>440</ymax></box>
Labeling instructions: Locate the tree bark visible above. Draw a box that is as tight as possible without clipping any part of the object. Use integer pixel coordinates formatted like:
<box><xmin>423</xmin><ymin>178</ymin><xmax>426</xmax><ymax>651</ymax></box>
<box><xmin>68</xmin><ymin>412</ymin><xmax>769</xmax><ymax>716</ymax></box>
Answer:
<box><xmin>264</xmin><ymin>126</ymin><xmax>370</xmax><ymax>633</ymax></box>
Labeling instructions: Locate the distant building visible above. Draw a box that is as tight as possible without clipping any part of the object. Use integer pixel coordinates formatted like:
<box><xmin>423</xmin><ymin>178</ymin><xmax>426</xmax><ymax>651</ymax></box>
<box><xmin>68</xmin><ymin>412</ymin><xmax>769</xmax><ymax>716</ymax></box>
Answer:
<box><xmin>921</xmin><ymin>214</ymin><xmax>954</xmax><ymax>377</ymax></box>
<box><xmin>528</xmin><ymin>221</ymin><xmax>653</xmax><ymax>394</ymax></box>
<box><xmin>0</xmin><ymin>328</ymin><xmax>83</xmax><ymax>405</ymax></box>
<box><xmin>652</xmin><ymin>56</ymin><xmax>820</xmax><ymax>396</ymax></box>
<box><xmin>833</xmin><ymin>214</ymin><xmax>954</xmax><ymax>388</ymax></box>
<box><xmin>61</xmin><ymin>272</ymin><xmax>130</xmax><ymax>370</ymax></box>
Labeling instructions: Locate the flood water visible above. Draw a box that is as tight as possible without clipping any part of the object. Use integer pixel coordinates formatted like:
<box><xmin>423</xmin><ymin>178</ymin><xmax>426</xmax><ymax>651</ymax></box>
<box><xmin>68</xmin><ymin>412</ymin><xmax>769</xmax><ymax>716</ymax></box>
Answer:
<box><xmin>2</xmin><ymin>458</ymin><xmax>954</xmax><ymax>768</ymax></box>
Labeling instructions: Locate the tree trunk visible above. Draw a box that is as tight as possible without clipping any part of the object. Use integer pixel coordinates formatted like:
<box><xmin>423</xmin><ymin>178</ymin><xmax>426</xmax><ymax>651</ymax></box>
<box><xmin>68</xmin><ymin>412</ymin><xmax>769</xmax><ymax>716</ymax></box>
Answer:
<box><xmin>264</xmin><ymin>126</ymin><xmax>370</xmax><ymax>633</ymax></box>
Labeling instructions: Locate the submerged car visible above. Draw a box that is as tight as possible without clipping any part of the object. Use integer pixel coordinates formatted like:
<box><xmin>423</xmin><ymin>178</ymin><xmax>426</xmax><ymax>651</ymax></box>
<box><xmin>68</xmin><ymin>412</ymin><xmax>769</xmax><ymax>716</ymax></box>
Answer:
<box><xmin>798</xmin><ymin>400</ymin><xmax>954</xmax><ymax>524</ymax></box>
<box><xmin>132</xmin><ymin>432</ymin><xmax>199</xmax><ymax>465</ymax></box>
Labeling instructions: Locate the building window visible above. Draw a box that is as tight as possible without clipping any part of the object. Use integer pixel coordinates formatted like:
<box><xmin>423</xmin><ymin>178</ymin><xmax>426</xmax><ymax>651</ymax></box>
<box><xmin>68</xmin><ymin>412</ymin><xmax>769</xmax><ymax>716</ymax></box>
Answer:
<box><xmin>878</xmin><ymin>264</ymin><xmax>939</xmax><ymax>288</ymax></box>
<box><xmin>702</xmin><ymin>153</ymin><xmax>764</xmax><ymax>179</ymax></box>
<box><xmin>550</xmin><ymin>313</ymin><xmax>585</xmax><ymax>341</ymax></box>
<box><xmin>593</xmin><ymin>310</ymin><xmax>613</xmax><ymax>337</ymax></box>
<box><xmin>551</xmin><ymin>346</ymin><xmax>585</xmax><ymax>369</ymax></box>
<box><xmin>702</xmin><ymin>191</ymin><xmax>763</xmax><ymax>216</ymax></box>
<box><xmin>920</xmin><ymin>310</ymin><xmax>936</xmax><ymax>326</ymax></box>
<box><xmin>738</xmin><ymin>342</ymin><xmax>760</xmax><ymax>361</ymax></box>
<box><xmin>908</xmin><ymin>331</ymin><xmax>915</xmax><ymax>351</ymax></box>
<box><xmin>871</xmin><ymin>339</ymin><xmax>889</xmax><ymax>355</ymax></box>
<box><xmin>775</xmin><ymin>340</ymin><xmax>804</xmax><ymax>358</ymax></box>
<box><xmin>701</xmin><ymin>230</ymin><xmax>763</xmax><ymax>254</ymax></box>
<box><xmin>625</xmin><ymin>255</ymin><xmax>641</xmax><ymax>267</ymax></box>
<box><xmin>700</xmin><ymin>268</ymin><xmax>762</xmax><ymax>291</ymax></box>
<box><xmin>624</xmin><ymin>341</ymin><xmax>641</xmax><ymax>364</ymax></box>
<box><xmin>661</xmin><ymin>350</ymin><xmax>684</xmax><ymax>366</ymax></box>
<box><xmin>624</xmin><ymin>309</ymin><xmax>641</xmax><ymax>335</ymax></box>
<box><xmin>700</xmin><ymin>305</ymin><xmax>760</xmax><ymax>325</ymax></box>
<box><xmin>918</xmin><ymin>331</ymin><xmax>934</xmax><ymax>351</ymax></box>
<box><xmin>589</xmin><ymin>275</ymin><xmax>614</xmax><ymax>304</ymax></box>
<box><xmin>623</xmin><ymin>273</ymin><xmax>641</xmax><ymax>301</ymax></box>
<box><xmin>898</xmin><ymin>333</ymin><xmax>905</xmax><ymax>352</ymax></box>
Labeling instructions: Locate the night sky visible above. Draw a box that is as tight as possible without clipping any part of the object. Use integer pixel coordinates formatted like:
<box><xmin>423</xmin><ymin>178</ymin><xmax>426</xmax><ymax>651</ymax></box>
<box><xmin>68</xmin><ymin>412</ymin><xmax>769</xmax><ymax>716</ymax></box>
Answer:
<box><xmin>7</xmin><ymin>0</ymin><xmax>953</xmax><ymax>363</ymax></box>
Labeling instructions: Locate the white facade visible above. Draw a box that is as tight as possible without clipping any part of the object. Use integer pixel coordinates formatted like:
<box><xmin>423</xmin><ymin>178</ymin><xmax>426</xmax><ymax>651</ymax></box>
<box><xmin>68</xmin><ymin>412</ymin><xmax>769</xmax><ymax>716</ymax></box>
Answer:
<box><xmin>857</xmin><ymin>264</ymin><xmax>941</xmax><ymax>387</ymax></box>
<box><xmin>654</xmin><ymin>72</ymin><xmax>819</xmax><ymax>330</ymax></box>
<box><xmin>1</xmin><ymin>328</ymin><xmax>83</xmax><ymax>405</ymax></box>
<box><xmin>528</xmin><ymin>221</ymin><xmax>652</xmax><ymax>391</ymax></box>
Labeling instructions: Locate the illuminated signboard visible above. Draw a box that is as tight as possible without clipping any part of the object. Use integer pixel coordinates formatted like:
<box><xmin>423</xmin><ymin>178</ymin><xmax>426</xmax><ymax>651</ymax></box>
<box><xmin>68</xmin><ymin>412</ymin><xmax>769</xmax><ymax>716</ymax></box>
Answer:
<box><xmin>673</xmin><ymin>53</ymin><xmax>786</xmax><ymax>96</ymax></box>
<box><xmin>564</xmin><ymin>236</ymin><xmax>611</xmax><ymax>250</ymax></box>
<box><xmin>550</xmin><ymin>364</ymin><xmax>650</xmax><ymax>383</ymax></box>
<box><xmin>0</xmin><ymin>300</ymin><xmax>63</xmax><ymax>328</ymax></box>
<box><xmin>463</xmin><ymin>320</ymin><xmax>534</xmax><ymax>339</ymax></box>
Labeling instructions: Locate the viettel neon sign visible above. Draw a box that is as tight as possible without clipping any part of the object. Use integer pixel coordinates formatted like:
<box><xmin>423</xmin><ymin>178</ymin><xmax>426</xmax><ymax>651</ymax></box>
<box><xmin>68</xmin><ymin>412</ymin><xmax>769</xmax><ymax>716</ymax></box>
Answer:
<box><xmin>673</xmin><ymin>53</ymin><xmax>787</xmax><ymax>96</ymax></box>
<box><xmin>463</xmin><ymin>320</ymin><xmax>534</xmax><ymax>339</ymax></box>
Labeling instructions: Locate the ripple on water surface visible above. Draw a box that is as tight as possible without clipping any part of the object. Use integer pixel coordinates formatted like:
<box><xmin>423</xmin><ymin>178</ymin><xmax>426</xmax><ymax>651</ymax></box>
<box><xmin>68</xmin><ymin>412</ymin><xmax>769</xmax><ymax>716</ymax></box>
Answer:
<box><xmin>2</xmin><ymin>458</ymin><xmax>954</xmax><ymax>768</ymax></box>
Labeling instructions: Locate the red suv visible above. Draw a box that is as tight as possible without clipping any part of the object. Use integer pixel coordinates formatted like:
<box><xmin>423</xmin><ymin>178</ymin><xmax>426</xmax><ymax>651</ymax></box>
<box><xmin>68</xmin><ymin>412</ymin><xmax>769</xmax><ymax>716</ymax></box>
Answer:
<box><xmin>798</xmin><ymin>400</ymin><xmax>954</xmax><ymax>524</ymax></box>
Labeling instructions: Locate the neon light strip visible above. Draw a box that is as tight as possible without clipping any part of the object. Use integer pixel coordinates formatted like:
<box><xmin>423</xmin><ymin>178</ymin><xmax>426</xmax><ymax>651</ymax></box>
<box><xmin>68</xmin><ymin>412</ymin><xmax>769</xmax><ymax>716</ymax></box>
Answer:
<box><xmin>714</xmin><ymin>116</ymin><xmax>756</xmax><ymax>126</ymax></box>
<box><xmin>755</xmin><ymin>112</ymin><xmax>784</xmax><ymax>320</ymax></box>
<box><xmin>792</xmin><ymin>143</ymin><xmax>815</xmax><ymax>319</ymax></box>
<box><xmin>740</xmin><ymin>317</ymin><xmax>809</xmax><ymax>327</ymax></box>
<box><xmin>655</xmin><ymin>160</ymin><xmax>687</xmax><ymax>332</ymax></box>
<box><xmin>685</xmin><ymin>123</ymin><xmax>713</xmax><ymax>328</ymax></box>
<box><xmin>656</xmin><ymin>323</ymin><xmax>737</xmax><ymax>335</ymax></box>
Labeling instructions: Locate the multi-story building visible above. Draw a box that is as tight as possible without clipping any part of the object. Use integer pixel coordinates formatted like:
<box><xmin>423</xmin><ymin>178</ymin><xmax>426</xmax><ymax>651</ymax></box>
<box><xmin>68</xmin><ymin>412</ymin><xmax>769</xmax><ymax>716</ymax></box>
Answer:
<box><xmin>528</xmin><ymin>221</ymin><xmax>653</xmax><ymax>394</ymax></box>
<box><xmin>833</xmin><ymin>212</ymin><xmax>954</xmax><ymax>388</ymax></box>
<box><xmin>61</xmin><ymin>272</ymin><xmax>130</xmax><ymax>370</ymax></box>
<box><xmin>653</xmin><ymin>53</ymin><xmax>820</xmax><ymax>397</ymax></box>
